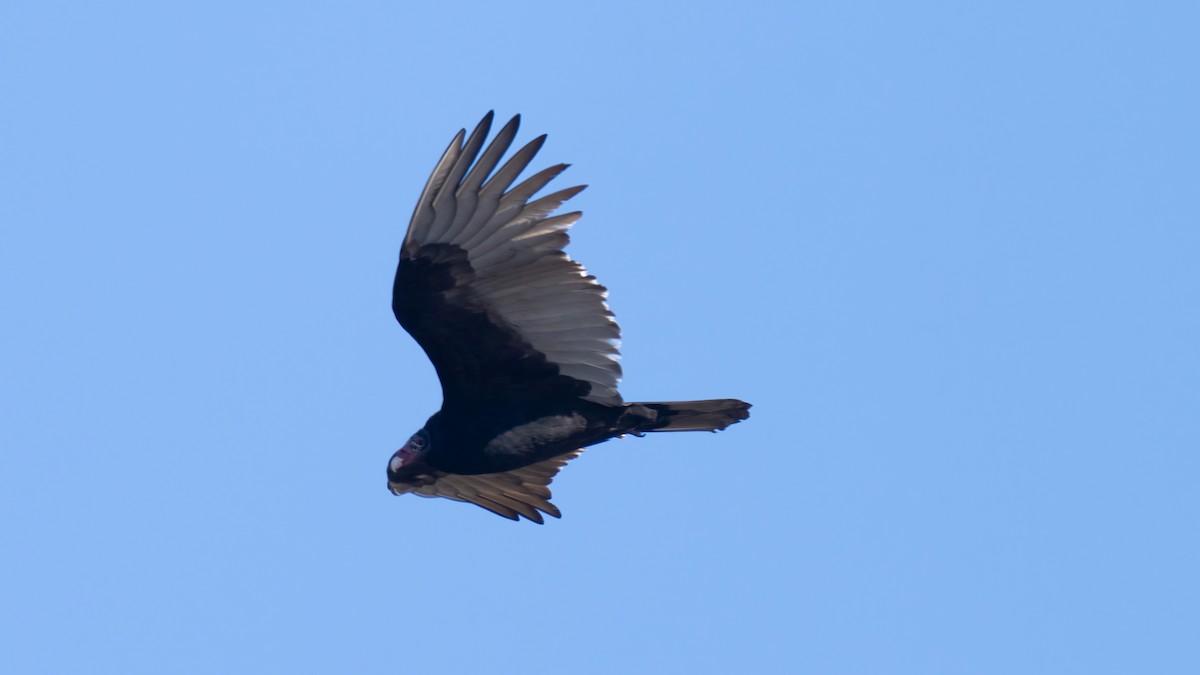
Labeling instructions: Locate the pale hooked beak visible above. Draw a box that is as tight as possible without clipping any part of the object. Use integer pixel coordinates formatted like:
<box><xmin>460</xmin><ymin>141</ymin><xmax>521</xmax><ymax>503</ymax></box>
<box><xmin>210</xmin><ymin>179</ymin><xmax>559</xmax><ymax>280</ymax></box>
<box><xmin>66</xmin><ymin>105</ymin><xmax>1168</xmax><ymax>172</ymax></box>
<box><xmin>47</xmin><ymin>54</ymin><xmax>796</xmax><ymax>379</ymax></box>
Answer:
<box><xmin>388</xmin><ymin>450</ymin><xmax>413</xmax><ymax>474</ymax></box>
<box><xmin>387</xmin><ymin>432</ymin><xmax>430</xmax><ymax>495</ymax></box>
<box><xmin>389</xmin><ymin>439</ymin><xmax>424</xmax><ymax>472</ymax></box>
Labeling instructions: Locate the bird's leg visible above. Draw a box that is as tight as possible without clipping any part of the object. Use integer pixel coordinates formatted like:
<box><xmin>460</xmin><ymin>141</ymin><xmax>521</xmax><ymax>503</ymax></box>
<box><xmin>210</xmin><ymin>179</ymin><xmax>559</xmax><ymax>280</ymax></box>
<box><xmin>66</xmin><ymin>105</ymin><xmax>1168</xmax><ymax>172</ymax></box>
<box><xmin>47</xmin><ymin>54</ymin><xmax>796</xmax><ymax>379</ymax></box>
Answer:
<box><xmin>615</xmin><ymin>403</ymin><xmax>657</xmax><ymax>437</ymax></box>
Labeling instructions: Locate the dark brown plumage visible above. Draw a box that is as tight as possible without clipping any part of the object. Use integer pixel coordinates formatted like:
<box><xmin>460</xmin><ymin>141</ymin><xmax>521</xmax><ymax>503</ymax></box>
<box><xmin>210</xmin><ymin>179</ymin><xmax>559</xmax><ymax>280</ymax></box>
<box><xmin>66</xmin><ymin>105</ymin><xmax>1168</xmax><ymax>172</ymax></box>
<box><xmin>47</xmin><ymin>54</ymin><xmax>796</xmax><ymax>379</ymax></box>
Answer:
<box><xmin>386</xmin><ymin>112</ymin><xmax>750</xmax><ymax>522</ymax></box>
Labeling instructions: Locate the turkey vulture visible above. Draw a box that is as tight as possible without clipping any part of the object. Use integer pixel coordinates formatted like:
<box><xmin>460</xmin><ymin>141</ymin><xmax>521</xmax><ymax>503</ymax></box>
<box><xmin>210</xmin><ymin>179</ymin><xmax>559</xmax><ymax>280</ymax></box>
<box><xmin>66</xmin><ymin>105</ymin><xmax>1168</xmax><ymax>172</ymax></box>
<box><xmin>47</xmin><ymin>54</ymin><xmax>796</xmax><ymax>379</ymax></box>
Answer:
<box><xmin>386</xmin><ymin>112</ymin><xmax>751</xmax><ymax>522</ymax></box>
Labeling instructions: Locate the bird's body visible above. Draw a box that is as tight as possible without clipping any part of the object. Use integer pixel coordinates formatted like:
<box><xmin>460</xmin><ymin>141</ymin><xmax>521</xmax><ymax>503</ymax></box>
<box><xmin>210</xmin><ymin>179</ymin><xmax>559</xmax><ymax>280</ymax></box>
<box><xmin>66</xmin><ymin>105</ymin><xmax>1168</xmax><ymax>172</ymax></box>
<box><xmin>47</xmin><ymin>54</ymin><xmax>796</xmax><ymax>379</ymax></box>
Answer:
<box><xmin>386</xmin><ymin>112</ymin><xmax>750</xmax><ymax>522</ymax></box>
<box><xmin>418</xmin><ymin>394</ymin><xmax>621</xmax><ymax>475</ymax></box>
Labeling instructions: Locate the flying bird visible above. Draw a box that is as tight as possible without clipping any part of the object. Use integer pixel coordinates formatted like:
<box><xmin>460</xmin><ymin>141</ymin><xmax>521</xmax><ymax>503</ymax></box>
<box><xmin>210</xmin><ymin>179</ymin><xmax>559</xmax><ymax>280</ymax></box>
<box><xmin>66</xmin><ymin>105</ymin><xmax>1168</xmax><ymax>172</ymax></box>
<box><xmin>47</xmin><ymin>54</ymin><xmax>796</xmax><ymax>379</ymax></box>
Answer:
<box><xmin>386</xmin><ymin>112</ymin><xmax>750</xmax><ymax>522</ymax></box>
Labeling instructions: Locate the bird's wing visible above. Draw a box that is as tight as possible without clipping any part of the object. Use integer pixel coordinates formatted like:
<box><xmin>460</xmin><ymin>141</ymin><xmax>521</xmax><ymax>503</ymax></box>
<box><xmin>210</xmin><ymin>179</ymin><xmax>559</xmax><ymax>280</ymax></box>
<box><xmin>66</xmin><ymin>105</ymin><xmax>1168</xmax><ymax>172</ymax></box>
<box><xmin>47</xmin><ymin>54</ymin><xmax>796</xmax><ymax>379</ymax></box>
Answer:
<box><xmin>407</xmin><ymin>450</ymin><xmax>583</xmax><ymax>523</ymax></box>
<box><xmin>393</xmin><ymin>112</ymin><xmax>622</xmax><ymax>407</ymax></box>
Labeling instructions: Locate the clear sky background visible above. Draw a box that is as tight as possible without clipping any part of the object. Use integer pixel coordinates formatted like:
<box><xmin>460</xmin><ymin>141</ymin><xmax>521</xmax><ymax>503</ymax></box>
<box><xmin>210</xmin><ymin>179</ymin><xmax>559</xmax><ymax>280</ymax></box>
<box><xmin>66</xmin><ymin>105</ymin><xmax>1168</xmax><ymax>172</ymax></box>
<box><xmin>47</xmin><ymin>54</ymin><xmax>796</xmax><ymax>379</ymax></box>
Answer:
<box><xmin>2</xmin><ymin>2</ymin><xmax>1197</xmax><ymax>674</ymax></box>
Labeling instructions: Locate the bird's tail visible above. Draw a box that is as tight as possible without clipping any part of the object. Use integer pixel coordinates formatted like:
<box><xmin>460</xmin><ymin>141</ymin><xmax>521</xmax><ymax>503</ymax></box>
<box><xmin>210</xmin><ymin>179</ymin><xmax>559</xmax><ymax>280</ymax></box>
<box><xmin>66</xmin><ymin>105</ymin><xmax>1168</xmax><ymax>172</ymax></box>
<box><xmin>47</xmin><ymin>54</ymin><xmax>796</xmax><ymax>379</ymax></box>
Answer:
<box><xmin>625</xmin><ymin>399</ymin><xmax>751</xmax><ymax>433</ymax></box>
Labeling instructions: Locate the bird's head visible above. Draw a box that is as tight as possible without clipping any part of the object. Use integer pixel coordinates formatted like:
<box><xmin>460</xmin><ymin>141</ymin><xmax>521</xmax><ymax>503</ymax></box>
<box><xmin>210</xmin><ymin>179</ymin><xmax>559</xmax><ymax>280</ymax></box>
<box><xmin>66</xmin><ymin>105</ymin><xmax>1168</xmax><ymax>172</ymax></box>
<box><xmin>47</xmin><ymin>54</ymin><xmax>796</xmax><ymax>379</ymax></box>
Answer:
<box><xmin>387</xmin><ymin>429</ymin><xmax>432</xmax><ymax>495</ymax></box>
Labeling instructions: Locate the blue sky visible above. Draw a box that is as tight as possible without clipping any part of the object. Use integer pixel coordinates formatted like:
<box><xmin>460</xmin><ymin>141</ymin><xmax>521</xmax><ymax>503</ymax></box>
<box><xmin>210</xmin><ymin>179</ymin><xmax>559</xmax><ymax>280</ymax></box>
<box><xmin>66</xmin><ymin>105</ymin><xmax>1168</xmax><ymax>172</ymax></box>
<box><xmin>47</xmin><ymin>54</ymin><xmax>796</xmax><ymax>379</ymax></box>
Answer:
<box><xmin>2</xmin><ymin>2</ymin><xmax>1197</xmax><ymax>673</ymax></box>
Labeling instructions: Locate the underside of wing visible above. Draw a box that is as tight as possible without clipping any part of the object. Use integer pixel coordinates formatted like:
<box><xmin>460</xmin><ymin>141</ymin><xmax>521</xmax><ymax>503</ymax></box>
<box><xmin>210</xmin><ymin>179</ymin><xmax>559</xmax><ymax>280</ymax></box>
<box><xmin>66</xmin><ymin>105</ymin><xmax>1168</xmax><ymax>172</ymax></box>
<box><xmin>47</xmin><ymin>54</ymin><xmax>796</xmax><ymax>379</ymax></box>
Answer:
<box><xmin>407</xmin><ymin>451</ymin><xmax>583</xmax><ymax>523</ymax></box>
<box><xmin>393</xmin><ymin>113</ymin><xmax>622</xmax><ymax>405</ymax></box>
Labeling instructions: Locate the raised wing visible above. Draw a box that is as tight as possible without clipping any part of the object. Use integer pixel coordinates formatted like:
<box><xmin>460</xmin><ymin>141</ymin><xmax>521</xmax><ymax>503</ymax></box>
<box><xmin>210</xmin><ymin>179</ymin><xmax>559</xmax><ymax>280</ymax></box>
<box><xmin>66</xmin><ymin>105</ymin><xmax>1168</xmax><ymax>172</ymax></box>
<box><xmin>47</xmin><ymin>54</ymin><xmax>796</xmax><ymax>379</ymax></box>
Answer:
<box><xmin>393</xmin><ymin>113</ymin><xmax>622</xmax><ymax>406</ymax></box>
<box><xmin>404</xmin><ymin>451</ymin><xmax>583</xmax><ymax>523</ymax></box>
